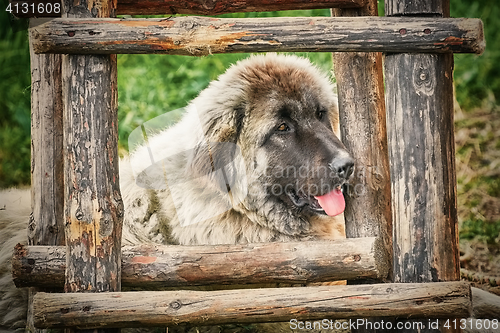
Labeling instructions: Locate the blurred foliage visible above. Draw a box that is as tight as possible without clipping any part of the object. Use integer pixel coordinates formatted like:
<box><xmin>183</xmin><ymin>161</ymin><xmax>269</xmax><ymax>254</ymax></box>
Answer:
<box><xmin>0</xmin><ymin>1</ymin><xmax>498</xmax><ymax>244</ymax></box>
<box><xmin>0</xmin><ymin>8</ymin><xmax>31</xmax><ymax>187</ymax></box>
<box><xmin>451</xmin><ymin>0</ymin><xmax>500</xmax><ymax>110</ymax></box>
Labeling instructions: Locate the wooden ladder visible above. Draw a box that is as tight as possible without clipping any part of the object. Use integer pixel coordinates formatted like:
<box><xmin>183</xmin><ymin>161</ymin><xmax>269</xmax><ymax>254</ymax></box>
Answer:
<box><xmin>19</xmin><ymin>0</ymin><xmax>484</xmax><ymax>331</ymax></box>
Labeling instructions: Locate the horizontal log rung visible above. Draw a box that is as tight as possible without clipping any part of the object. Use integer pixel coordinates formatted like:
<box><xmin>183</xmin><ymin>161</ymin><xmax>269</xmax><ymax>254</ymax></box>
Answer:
<box><xmin>116</xmin><ymin>0</ymin><xmax>366</xmax><ymax>16</ymax></box>
<box><xmin>13</xmin><ymin>237</ymin><xmax>387</xmax><ymax>289</ymax></box>
<box><xmin>31</xmin><ymin>16</ymin><xmax>485</xmax><ymax>56</ymax></box>
<box><xmin>33</xmin><ymin>281</ymin><xmax>472</xmax><ymax>329</ymax></box>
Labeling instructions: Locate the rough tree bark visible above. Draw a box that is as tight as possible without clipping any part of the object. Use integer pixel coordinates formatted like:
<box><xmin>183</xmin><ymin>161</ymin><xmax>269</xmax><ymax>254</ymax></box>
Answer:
<box><xmin>385</xmin><ymin>0</ymin><xmax>461</xmax><ymax>332</ymax></box>
<box><xmin>28</xmin><ymin>17</ymin><xmax>65</xmax><ymax>333</ymax></box>
<box><xmin>30</xmin><ymin>16</ymin><xmax>485</xmax><ymax>56</ymax></box>
<box><xmin>33</xmin><ymin>282</ymin><xmax>472</xmax><ymax>329</ymax></box>
<box><xmin>61</xmin><ymin>0</ymin><xmax>123</xmax><ymax>332</ymax></box>
<box><xmin>116</xmin><ymin>0</ymin><xmax>365</xmax><ymax>15</ymax></box>
<box><xmin>13</xmin><ymin>237</ymin><xmax>386</xmax><ymax>289</ymax></box>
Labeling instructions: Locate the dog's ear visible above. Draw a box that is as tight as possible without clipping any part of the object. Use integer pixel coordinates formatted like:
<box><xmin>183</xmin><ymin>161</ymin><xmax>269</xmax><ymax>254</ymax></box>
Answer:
<box><xmin>188</xmin><ymin>105</ymin><xmax>245</xmax><ymax>193</ymax></box>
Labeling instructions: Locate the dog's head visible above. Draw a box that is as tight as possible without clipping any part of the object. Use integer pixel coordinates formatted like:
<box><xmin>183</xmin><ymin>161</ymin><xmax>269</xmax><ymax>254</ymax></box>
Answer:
<box><xmin>189</xmin><ymin>54</ymin><xmax>354</xmax><ymax>235</ymax></box>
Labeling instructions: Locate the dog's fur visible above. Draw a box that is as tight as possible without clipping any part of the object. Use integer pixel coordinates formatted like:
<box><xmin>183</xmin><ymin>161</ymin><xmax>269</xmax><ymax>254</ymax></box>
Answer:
<box><xmin>0</xmin><ymin>54</ymin><xmax>352</xmax><ymax>332</ymax></box>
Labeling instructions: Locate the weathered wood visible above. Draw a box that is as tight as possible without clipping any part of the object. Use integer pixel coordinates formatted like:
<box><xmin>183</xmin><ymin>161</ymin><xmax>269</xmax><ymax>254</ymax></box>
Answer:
<box><xmin>61</xmin><ymin>0</ymin><xmax>122</xmax><ymax>300</ymax></box>
<box><xmin>63</xmin><ymin>56</ymin><xmax>123</xmax><ymax>293</ymax></box>
<box><xmin>471</xmin><ymin>287</ymin><xmax>500</xmax><ymax>320</ymax></box>
<box><xmin>29</xmin><ymin>19</ymin><xmax>65</xmax><ymax>249</ymax></box>
<box><xmin>385</xmin><ymin>54</ymin><xmax>460</xmax><ymax>285</ymax></box>
<box><xmin>32</xmin><ymin>281</ymin><xmax>472</xmax><ymax>329</ymax></box>
<box><xmin>13</xmin><ymin>237</ymin><xmax>385</xmax><ymax>289</ymax></box>
<box><xmin>385</xmin><ymin>0</ymin><xmax>459</xmax><ymax>285</ymax></box>
<box><xmin>332</xmin><ymin>2</ymin><xmax>392</xmax><ymax>283</ymax></box>
<box><xmin>332</xmin><ymin>3</ymin><xmax>393</xmax><ymax>332</ymax></box>
<box><xmin>116</xmin><ymin>0</ymin><xmax>365</xmax><ymax>16</ymax></box>
<box><xmin>30</xmin><ymin>16</ymin><xmax>485</xmax><ymax>56</ymax></box>
<box><xmin>386</xmin><ymin>0</ymin><xmax>449</xmax><ymax>17</ymax></box>
<box><xmin>28</xmin><ymin>17</ymin><xmax>65</xmax><ymax>333</ymax></box>
<box><xmin>384</xmin><ymin>38</ymin><xmax>459</xmax><ymax>281</ymax></box>
<box><xmin>385</xmin><ymin>0</ymin><xmax>460</xmax><ymax>332</ymax></box>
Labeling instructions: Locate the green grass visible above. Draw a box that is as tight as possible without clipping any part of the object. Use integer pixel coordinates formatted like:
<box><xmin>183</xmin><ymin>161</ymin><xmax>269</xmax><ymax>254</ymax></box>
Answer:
<box><xmin>451</xmin><ymin>0</ymin><xmax>500</xmax><ymax>110</ymax></box>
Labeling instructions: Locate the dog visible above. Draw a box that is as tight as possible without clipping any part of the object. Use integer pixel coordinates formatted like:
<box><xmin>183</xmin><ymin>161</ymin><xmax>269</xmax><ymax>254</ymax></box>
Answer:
<box><xmin>120</xmin><ymin>53</ymin><xmax>353</xmax><ymax>247</ymax></box>
<box><xmin>0</xmin><ymin>54</ymin><xmax>353</xmax><ymax>332</ymax></box>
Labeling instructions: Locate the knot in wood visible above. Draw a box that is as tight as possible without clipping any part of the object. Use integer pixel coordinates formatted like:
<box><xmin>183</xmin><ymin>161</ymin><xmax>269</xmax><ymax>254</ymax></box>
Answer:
<box><xmin>75</xmin><ymin>210</ymin><xmax>84</xmax><ymax>220</ymax></box>
<box><xmin>170</xmin><ymin>301</ymin><xmax>182</xmax><ymax>310</ymax></box>
<box><xmin>399</xmin><ymin>28</ymin><xmax>407</xmax><ymax>35</ymax></box>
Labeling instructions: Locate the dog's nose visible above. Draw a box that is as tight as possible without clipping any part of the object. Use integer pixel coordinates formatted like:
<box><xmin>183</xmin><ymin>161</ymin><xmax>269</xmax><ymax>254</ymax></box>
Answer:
<box><xmin>330</xmin><ymin>155</ymin><xmax>354</xmax><ymax>180</ymax></box>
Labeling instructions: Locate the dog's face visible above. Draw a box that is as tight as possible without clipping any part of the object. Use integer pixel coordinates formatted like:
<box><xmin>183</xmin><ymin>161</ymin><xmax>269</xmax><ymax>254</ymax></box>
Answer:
<box><xmin>191</xmin><ymin>54</ymin><xmax>354</xmax><ymax>236</ymax></box>
<box><xmin>244</xmin><ymin>89</ymin><xmax>352</xmax><ymax>218</ymax></box>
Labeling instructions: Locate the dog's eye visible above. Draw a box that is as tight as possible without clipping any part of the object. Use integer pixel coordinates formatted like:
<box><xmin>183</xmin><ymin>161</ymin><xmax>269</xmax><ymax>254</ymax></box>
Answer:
<box><xmin>318</xmin><ymin>109</ymin><xmax>327</xmax><ymax>121</ymax></box>
<box><xmin>276</xmin><ymin>123</ymin><xmax>290</xmax><ymax>132</ymax></box>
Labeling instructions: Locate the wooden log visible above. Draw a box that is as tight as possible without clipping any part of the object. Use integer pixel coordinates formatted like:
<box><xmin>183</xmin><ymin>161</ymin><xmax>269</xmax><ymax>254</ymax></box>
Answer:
<box><xmin>30</xmin><ymin>16</ymin><xmax>485</xmax><ymax>56</ymax></box>
<box><xmin>471</xmin><ymin>287</ymin><xmax>500</xmax><ymax>320</ymax></box>
<box><xmin>385</xmin><ymin>4</ymin><xmax>460</xmax><ymax>288</ymax></box>
<box><xmin>385</xmin><ymin>53</ymin><xmax>460</xmax><ymax>285</ymax></box>
<box><xmin>116</xmin><ymin>0</ymin><xmax>366</xmax><ymax>16</ymax></box>
<box><xmin>13</xmin><ymin>237</ymin><xmax>385</xmax><ymax>289</ymax></box>
<box><xmin>61</xmin><ymin>0</ymin><xmax>123</xmax><ymax>299</ymax></box>
<box><xmin>28</xmin><ymin>17</ymin><xmax>65</xmax><ymax>333</ymax></box>
<box><xmin>32</xmin><ymin>281</ymin><xmax>472</xmax><ymax>329</ymax></box>
<box><xmin>29</xmin><ymin>19</ymin><xmax>65</xmax><ymax>249</ymax></box>
<box><xmin>332</xmin><ymin>3</ymin><xmax>393</xmax><ymax>332</ymax></box>
<box><xmin>62</xmin><ymin>1</ymin><xmax>122</xmax><ymax>333</ymax></box>
<box><xmin>386</xmin><ymin>0</ymin><xmax>449</xmax><ymax>17</ymax></box>
<box><xmin>385</xmin><ymin>0</ymin><xmax>460</xmax><ymax>332</ymax></box>
<box><xmin>332</xmin><ymin>1</ymin><xmax>392</xmax><ymax>282</ymax></box>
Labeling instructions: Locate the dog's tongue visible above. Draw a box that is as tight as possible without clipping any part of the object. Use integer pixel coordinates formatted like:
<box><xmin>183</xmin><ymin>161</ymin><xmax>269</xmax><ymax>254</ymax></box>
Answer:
<box><xmin>314</xmin><ymin>189</ymin><xmax>345</xmax><ymax>217</ymax></box>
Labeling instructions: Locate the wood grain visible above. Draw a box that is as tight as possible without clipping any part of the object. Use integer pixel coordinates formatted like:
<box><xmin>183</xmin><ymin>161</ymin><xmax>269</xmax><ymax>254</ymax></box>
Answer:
<box><xmin>30</xmin><ymin>16</ymin><xmax>485</xmax><ymax>55</ymax></box>
<box><xmin>61</xmin><ymin>0</ymin><xmax>123</xmax><ymax>300</ymax></box>
<box><xmin>332</xmin><ymin>1</ymin><xmax>392</xmax><ymax>283</ymax></box>
<box><xmin>13</xmin><ymin>237</ymin><xmax>386</xmax><ymax>289</ymax></box>
<box><xmin>32</xmin><ymin>281</ymin><xmax>472</xmax><ymax>329</ymax></box>
<box><xmin>385</xmin><ymin>53</ymin><xmax>460</xmax><ymax>284</ymax></box>
<box><xmin>28</xmin><ymin>17</ymin><xmax>65</xmax><ymax>333</ymax></box>
<box><xmin>385</xmin><ymin>0</ymin><xmax>460</xmax><ymax>332</ymax></box>
<box><xmin>29</xmin><ymin>20</ymin><xmax>65</xmax><ymax>248</ymax></box>
<box><xmin>116</xmin><ymin>0</ymin><xmax>366</xmax><ymax>16</ymax></box>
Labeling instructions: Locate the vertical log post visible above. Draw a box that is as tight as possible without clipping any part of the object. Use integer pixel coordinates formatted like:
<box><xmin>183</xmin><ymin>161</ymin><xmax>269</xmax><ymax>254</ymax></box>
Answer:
<box><xmin>28</xmin><ymin>17</ymin><xmax>65</xmax><ymax>333</ymax></box>
<box><xmin>385</xmin><ymin>0</ymin><xmax>460</xmax><ymax>331</ymax></box>
<box><xmin>61</xmin><ymin>0</ymin><xmax>123</xmax><ymax>331</ymax></box>
<box><xmin>332</xmin><ymin>0</ymin><xmax>393</xmax><ymax>279</ymax></box>
<box><xmin>29</xmin><ymin>19</ymin><xmax>65</xmax><ymax>249</ymax></box>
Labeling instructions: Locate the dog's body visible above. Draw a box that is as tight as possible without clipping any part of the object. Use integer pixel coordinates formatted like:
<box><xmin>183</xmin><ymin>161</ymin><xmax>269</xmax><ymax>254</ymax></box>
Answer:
<box><xmin>0</xmin><ymin>54</ymin><xmax>353</xmax><ymax>332</ymax></box>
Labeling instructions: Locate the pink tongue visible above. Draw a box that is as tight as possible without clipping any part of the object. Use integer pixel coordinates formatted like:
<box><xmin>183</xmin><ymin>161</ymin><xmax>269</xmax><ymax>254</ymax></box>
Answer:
<box><xmin>314</xmin><ymin>189</ymin><xmax>345</xmax><ymax>217</ymax></box>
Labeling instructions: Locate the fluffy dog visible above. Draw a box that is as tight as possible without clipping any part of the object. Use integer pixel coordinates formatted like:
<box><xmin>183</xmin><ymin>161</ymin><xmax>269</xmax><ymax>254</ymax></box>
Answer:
<box><xmin>0</xmin><ymin>54</ymin><xmax>353</xmax><ymax>332</ymax></box>
<box><xmin>120</xmin><ymin>54</ymin><xmax>353</xmax><ymax>247</ymax></box>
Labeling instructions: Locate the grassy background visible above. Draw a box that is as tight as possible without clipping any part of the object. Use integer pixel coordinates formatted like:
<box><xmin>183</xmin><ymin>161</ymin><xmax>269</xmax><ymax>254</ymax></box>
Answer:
<box><xmin>1</xmin><ymin>2</ymin><xmax>499</xmax><ymax>250</ymax></box>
